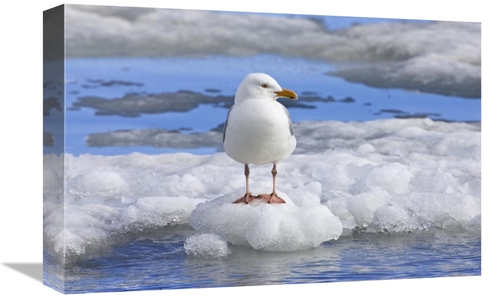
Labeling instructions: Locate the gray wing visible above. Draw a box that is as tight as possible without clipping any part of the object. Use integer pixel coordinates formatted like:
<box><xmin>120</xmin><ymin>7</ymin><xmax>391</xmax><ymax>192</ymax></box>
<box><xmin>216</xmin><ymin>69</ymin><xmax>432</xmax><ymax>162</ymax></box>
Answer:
<box><xmin>282</xmin><ymin>105</ymin><xmax>294</xmax><ymax>136</ymax></box>
<box><xmin>222</xmin><ymin>106</ymin><xmax>233</xmax><ymax>143</ymax></box>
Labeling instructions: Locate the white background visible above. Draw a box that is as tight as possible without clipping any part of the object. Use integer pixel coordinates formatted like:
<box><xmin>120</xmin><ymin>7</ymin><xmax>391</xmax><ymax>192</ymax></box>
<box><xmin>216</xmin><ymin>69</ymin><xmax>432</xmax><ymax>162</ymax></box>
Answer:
<box><xmin>1</xmin><ymin>0</ymin><xmax>497</xmax><ymax>297</ymax></box>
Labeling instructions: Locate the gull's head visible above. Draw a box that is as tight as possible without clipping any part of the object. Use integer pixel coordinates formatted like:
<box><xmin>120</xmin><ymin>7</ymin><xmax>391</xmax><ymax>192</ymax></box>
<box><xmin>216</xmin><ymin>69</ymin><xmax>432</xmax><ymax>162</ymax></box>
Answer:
<box><xmin>234</xmin><ymin>73</ymin><xmax>298</xmax><ymax>104</ymax></box>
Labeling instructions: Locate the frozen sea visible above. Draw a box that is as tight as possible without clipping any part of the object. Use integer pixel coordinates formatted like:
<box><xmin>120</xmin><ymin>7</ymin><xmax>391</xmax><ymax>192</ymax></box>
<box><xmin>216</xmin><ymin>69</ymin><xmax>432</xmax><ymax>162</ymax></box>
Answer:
<box><xmin>43</xmin><ymin>5</ymin><xmax>480</xmax><ymax>294</ymax></box>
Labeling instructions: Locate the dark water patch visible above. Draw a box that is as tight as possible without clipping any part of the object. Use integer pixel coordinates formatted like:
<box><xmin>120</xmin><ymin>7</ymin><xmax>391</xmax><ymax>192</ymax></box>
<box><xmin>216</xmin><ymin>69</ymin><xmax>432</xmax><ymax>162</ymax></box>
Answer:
<box><xmin>380</xmin><ymin>108</ymin><xmax>405</xmax><ymax>114</ymax></box>
<box><xmin>72</xmin><ymin>90</ymin><xmax>355</xmax><ymax>117</ymax></box>
<box><xmin>211</xmin><ymin>123</ymin><xmax>225</xmax><ymax>133</ymax></box>
<box><xmin>43</xmin><ymin>97</ymin><xmax>62</xmax><ymax>116</ymax></box>
<box><xmin>278</xmin><ymin>99</ymin><xmax>316</xmax><ymax>109</ymax></box>
<box><xmin>378</xmin><ymin>108</ymin><xmax>443</xmax><ymax>120</ymax></box>
<box><xmin>339</xmin><ymin>96</ymin><xmax>355</xmax><ymax>103</ymax></box>
<box><xmin>205</xmin><ymin>88</ymin><xmax>222</xmax><ymax>93</ymax></box>
<box><xmin>83</xmin><ymin>79</ymin><xmax>144</xmax><ymax>88</ymax></box>
<box><xmin>395</xmin><ymin>112</ymin><xmax>442</xmax><ymax>119</ymax></box>
<box><xmin>73</xmin><ymin>91</ymin><xmax>233</xmax><ymax>117</ymax></box>
<box><xmin>43</xmin><ymin>132</ymin><xmax>54</xmax><ymax>146</ymax></box>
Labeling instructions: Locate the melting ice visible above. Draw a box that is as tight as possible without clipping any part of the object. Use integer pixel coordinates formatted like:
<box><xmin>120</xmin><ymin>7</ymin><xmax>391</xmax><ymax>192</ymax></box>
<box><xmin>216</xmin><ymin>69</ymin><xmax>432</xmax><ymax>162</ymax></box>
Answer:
<box><xmin>43</xmin><ymin>118</ymin><xmax>480</xmax><ymax>261</ymax></box>
<box><xmin>63</xmin><ymin>5</ymin><xmax>480</xmax><ymax>98</ymax></box>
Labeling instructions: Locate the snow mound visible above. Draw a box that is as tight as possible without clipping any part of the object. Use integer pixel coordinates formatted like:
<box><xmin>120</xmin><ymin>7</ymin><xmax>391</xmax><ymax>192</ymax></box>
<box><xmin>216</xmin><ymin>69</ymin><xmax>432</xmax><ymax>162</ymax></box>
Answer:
<box><xmin>44</xmin><ymin>196</ymin><xmax>206</xmax><ymax>261</ymax></box>
<box><xmin>184</xmin><ymin>233</ymin><xmax>231</xmax><ymax>258</ymax></box>
<box><xmin>190</xmin><ymin>193</ymin><xmax>343</xmax><ymax>252</ymax></box>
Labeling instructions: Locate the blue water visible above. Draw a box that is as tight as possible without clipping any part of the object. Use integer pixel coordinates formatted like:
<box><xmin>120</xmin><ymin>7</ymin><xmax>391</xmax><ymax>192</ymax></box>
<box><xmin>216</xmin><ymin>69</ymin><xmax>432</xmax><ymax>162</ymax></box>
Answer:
<box><xmin>43</xmin><ymin>227</ymin><xmax>480</xmax><ymax>293</ymax></box>
<box><xmin>45</xmin><ymin>55</ymin><xmax>481</xmax><ymax>156</ymax></box>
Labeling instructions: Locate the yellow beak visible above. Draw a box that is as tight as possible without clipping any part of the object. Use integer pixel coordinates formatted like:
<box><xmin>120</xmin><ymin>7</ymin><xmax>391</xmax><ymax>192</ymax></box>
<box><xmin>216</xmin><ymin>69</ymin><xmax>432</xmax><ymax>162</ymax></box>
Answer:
<box><xmin>274</xmin><ymin>88</ymin><xmax>298</xmax><ymax>100</ymax></box>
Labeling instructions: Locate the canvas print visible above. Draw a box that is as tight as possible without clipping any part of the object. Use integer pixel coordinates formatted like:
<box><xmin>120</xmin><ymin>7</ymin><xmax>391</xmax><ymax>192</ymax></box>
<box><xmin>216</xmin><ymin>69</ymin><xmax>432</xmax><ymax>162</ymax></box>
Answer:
<box><xmin>43</xmin><ymin>4</ymin><xmax>481</xmax><ymax>294</ymax></box>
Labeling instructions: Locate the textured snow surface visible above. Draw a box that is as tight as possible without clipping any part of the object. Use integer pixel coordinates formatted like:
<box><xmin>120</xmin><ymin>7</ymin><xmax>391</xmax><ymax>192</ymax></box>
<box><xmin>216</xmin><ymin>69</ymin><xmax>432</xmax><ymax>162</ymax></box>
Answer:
<box><xmin>43</xmin><ymin>119</ymin><xmax>481</xmax><ymax>260</ymax></box>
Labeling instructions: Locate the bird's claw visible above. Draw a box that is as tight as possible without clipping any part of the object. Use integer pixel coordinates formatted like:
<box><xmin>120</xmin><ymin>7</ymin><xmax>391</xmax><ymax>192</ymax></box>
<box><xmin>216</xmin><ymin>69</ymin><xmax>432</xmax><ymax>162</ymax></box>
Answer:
<box><xmin>258</xmin><ymin>193</ymin><xmax>286</xmax><ymax>204</ymax></box>
<box><xmin>233</xmin><ymin>193</ymin><xmax>260</xmax><ymax>204</ymax></box>
<box><xmin>233</xmin><ymin>193</ymin><xmax>286</xmax><ymax>204</ymax></box>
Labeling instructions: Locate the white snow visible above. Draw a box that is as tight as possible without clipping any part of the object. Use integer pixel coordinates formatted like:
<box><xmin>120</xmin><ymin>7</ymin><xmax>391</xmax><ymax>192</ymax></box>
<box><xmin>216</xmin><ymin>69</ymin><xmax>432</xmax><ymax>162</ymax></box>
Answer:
<box><xmin>43</xmin><ymin>118</ymin><xmax>481</xmax><ymax>260</ymax></box>
<box><xmin>63</xmin><ymin>5</ymin><xmax>481</xmax><ymax>97</ymax></box>
<box><xmin>184</xmin><ymin>233</ymin><xmax>231</xmax><ymax>258</ymax></box>
<box><xmin>190</xmin><ymin>193</ymin><xmax>342</xmax><ymax>252</ymax></box>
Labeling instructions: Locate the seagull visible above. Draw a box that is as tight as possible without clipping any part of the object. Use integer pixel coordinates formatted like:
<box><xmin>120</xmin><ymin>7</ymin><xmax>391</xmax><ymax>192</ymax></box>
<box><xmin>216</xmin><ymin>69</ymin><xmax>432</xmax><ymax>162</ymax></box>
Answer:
<box><xmin>223</xmin><ymin>73</ymin><xmax>298</xmax><ymax>204</ymax></box>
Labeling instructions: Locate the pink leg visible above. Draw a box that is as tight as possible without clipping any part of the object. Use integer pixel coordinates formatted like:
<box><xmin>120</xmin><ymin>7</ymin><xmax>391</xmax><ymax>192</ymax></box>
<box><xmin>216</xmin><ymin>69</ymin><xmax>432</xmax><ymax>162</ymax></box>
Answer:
<box><xmin>233</xmin><ymin>164</ymin><xmax>260</xmax><ymax>204</ymax></box>
<box><xmin>258</xmin><ymin>164</ymin><xmax>286</xmax><ymax>204</ymax></box>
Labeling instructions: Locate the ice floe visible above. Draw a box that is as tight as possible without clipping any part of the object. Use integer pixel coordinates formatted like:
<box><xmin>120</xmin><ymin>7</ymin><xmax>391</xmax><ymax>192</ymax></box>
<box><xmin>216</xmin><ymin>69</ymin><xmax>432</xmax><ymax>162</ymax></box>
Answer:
<box><xmin>43</xmin><ymin>118</ymin><xmax>481</xmax><ymax>260</ymax></box>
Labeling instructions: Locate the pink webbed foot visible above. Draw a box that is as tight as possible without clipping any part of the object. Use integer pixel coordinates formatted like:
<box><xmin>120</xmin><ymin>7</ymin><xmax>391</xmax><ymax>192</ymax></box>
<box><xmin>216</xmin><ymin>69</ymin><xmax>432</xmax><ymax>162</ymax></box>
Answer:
<box><xmin>233</xmin><ymin>193</ymin><xmax>260</xmax><ymax>204</ymax></box>
<box><xmin>257</xmin><ymin>193</ymin><xmax>286</xmax><ymax>204</ymax></box>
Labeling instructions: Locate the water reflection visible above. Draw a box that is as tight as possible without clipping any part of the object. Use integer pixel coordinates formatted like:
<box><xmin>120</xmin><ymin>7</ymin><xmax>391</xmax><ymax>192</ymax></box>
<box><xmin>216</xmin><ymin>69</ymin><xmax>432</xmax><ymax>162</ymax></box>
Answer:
<box><xmin>46</xmin><ymin>228</ymin><xmax>480</xmax><ymax>293</ymax></box>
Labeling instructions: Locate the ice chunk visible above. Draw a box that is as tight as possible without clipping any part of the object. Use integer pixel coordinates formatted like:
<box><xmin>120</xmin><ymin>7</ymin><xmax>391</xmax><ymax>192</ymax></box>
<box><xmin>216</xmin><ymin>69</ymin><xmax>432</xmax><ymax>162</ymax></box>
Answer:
<box><xmin>285</xmin><ymin>181</ymin><xmax>322</xmax><ymax>207</ymax></box>
<box><xmin>324</xmin><ymin>195</ymin><xmax>358</xmax><ymax>235</ymax></box>
<box><xmin>410</xmin><ymin>167</ymin><xmax>459</xmax><ymax>194</ymax></box>
<box><xmin>370</xmin><ymin>206</ymin><xmax>415</xmax><ymax>233</ymax></box>
<box><xmin>466</xmin><ymin>215</ymin><xmax>481</xmax><ymax>233</ymax></box>
<box><xmin>350</xmin><ymin>163</ymin><xmax>412</xmax><ymax>195</ymax></box>
<box><xmin>190</xmin><ymin>193</ymin><xmax>343</xmax><ymax>252</ymax></box>
<box><xmin>357</xmin><ymin>143</ymin><xmax>375</xmax><ymax>154</ymax></box>
<box><xmin>124</xmin><ymin>196</ymin><xmax>207</xmax><ymax>228</ymax></box>
<box><xmin>390</xmin><ymin>193</ymin><xmax>480</xmax><ymax>231</ymax></box>
<box><xmin>347</xmin><ymin>187</ymin><xmax>391</xmax><ymax>226</ymax></box>
<box><xmin>44</xmin><ymin>206</ymin><xmax>115</xmax><ymax>260</ymax></box>
<box><xmin>463</xmin><ymin>178</ymin><xmax>481</xmax><ymax>197</ymax></box>
<box><xmin>44</xmin><ymin>196</ymin><xmax>206</xmax><ymax>262</ymax></box>
<box><xmin>184</xmin><ymin>233</ymin><xmax>231</xmax><ymax>258</ymax></box>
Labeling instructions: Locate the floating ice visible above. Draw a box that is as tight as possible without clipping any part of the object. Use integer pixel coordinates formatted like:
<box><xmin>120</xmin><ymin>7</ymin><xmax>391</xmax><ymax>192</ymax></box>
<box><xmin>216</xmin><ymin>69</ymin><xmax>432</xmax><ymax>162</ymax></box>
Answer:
<box><xmin>43</xmin><ymin>119</ymin><xmax>481</xmax><ymax>262</ymax></box>
<box><xmin>190</xmin><ymin>193</ymin><xmax>343</xmax><ymax>252</ymax></box>
<box><xmin>63</xmin><ymin>5</ymin><xmax>480</xmax><ymax>97</ymax></box>
<box><xmin>44</xmin><ymin>196</ymin><xmax>206</xmax><ymax>261</ymax></box>
<box><xmin>184</xmin><ymin>233</ymin><xmax>231</xmax><ymax>258</ymax></box>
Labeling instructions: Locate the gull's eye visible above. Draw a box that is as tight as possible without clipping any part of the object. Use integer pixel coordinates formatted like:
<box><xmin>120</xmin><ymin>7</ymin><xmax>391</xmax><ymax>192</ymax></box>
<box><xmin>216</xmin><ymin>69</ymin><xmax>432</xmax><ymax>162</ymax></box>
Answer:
<box><xmin>261</xmin><ymin>84</ymin><xmax>268</xmax><ymax>88</ymax></box>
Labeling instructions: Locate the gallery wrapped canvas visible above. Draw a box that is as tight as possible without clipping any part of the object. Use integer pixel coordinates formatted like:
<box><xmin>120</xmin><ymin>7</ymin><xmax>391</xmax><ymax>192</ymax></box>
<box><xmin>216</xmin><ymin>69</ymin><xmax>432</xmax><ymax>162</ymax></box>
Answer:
<box><xmin>43</xmin><ymin>4</ymin><xmax>480</xmax><ymax>294</ymax></box>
